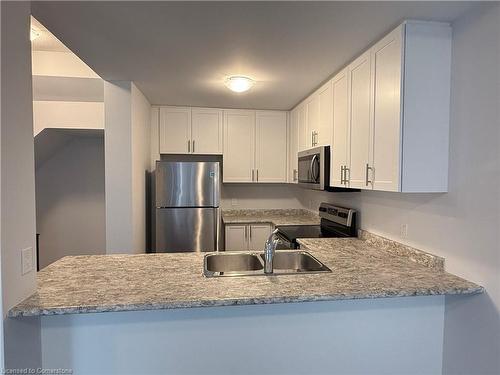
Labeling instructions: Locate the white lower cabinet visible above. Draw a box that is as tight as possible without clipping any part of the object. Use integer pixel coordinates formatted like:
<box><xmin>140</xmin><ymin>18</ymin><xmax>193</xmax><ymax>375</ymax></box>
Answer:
<box><xmin>225</xmin><ymin>224</ymin><xmax>271</xmax><ymax>251</ymax></box>
<box><xmin>224</xmin><ymin>225</ymin><xmax>248</xmax><ymax>251</ymax></box>
<box><xmin>248</xmin><ymin>224</ymin><xmax>272</xmax><ymax>251</ymax></box>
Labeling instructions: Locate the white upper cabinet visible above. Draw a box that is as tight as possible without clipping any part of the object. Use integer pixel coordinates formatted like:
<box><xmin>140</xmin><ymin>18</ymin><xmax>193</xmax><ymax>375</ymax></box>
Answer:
<box><xmin>223</xmin><ymin>109</ymin><xmax>288</xmax><ymax>183</ymax></box>
<box><xmin>326</xmin><ymin>21</ymin><xmax>451</xmax><ymax>192</ymax></box>
<box><xmin>306</xmin><ymin>93</ymin><xmax>320</xmax><ymax>148</ymax></box>
<box><xmin>288</xmin><ymin>108</ymin><xmax>299</xmax><ymax>183</ymax></box>
<box><xmin>317</xmin><ymin>80</ymin><xmax>333</xmax><ymax>146</ymax></box>
<box><xmin>223</xmin><ymin>110</ymin><xmax>255</xmax><ymax>183</ymax></box>
<box><xmin>347</xmin><ymin>50</ymin><xmax>372</xmax><ymax>190</ymax></box>
<box><xmin>330</xmin><ymin>68</ymin><xmax>350</xmax><ymax>188</ymax></box>
<box><xmin>304</xmin><ymin>81</ymin><xmax>333</xmax><ymax>149</ymax></box>
<box><xmin>297</xmin><ymin>103</ymin><xmax>308</xmax><ymax>152</ymax></box>
<box><xmin>159</xmin><ymin>107</ymin><xmax>191</xmax><ymax>154</ymax></box>
<box><xmin>370</xmin><ymin>26</ymin><xmax>403</xmax><ymax>192</ymax></box>
<box><xmin>255</xmin><ymin>111</ymin><xmax>288</xmax><ymax>183</ymax></box>
<box><xmin>191</xmin><ymin>108</ymin><xmax>223</xmax><ymax>154</ymax></box>
<box><xmin>159</xmin><ymin>107</ymin><xmax>222</xmax><ymax>155</ymax></box>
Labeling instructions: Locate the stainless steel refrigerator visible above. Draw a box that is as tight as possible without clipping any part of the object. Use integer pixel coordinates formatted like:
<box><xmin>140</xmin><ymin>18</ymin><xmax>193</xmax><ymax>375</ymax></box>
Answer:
<box><xmin>155</xmin><ymin>161</ymin><xmax>221</xmax><ymax>252</ymax></box>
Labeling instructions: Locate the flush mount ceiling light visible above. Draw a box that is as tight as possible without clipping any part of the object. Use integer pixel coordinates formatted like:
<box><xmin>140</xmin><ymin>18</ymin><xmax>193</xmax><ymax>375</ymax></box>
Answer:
<box><xmin>224</xmin><ymin>76</ymin><xmax>255</xmax><ymax>93</ymax></box>
<box><xmin>30</xmin><ymin>27</ymin><xmax>40</xmax><ymax>41</ymax></box>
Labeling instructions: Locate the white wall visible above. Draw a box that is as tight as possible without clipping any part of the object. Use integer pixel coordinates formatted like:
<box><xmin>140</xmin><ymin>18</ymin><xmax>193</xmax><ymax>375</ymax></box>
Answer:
<box><xmin>105</xmin><ymin>81</ymin><xmax>151</xmax><ymax>254</ymax></box>
<box><xmin>0</xmin><ymin>1</ymin><xmax>41</xmax><ymax>369</ymax></box>
<box><xmin>32</xmin><ymin>50</ymin><xmax>100</xmax><ymax>79</ymax></box>
<box><xmin>36</xmin><ymin>136</ymin><xmax>106</xmax><ymax>269</ymax></box>
<box><xmin>33</xmin><ymin>100</ymin><xmax>104</xmax><ymax>135</ymax></box>
<box><xmin>131</xmin><ymin>83</ymin><xmax>151</xmax><ymax>252</ymax></box>
<box><xmin>221</xmin><ymin>184</ymin><xmax>302</xmax><ymax>210</ymax></box>
<box><xmin>41</xmin><ymin>297</ymin><xmax>445</xmax><ymax>375</ymax></box>
<box><xmin>297</xmin><ymin>4</ymin><xmax>500</xmax><ymax>374</ymax></box>
<box><xmin>104</xmin><ymin>81</ymin><xmax>134</xmax><ymax>253</ymax></box>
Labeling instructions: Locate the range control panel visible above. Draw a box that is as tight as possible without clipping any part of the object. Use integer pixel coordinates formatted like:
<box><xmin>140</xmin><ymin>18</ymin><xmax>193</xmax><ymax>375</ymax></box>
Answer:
<box><xmin>319</xmin><ymin>203</ymin><xmax>356</xmax><ymax>227</ymax></box>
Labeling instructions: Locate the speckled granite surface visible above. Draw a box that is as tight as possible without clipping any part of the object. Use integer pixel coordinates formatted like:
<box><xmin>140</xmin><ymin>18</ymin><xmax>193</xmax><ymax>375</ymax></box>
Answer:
<box><xmin>9</xmin><ymin>238</ymin><xmax>483</xmax><ymax>317</ymax></box>
<box><xmin>222</xmin><ymin>209</ymin><xmax>320</xmax><ymax>226</ymax></box>
<box><xmin>358</xmin><ymin>230</ymin><xmax>445</xmax><ymax>270</ymax></box>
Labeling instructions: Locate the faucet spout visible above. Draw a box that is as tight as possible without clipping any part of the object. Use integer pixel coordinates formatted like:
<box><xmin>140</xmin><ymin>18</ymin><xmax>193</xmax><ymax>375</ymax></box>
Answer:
<box><xmin>264</xmin><ymin>228</ymin><xmax>280</xmax><ymax>274</ymax></box>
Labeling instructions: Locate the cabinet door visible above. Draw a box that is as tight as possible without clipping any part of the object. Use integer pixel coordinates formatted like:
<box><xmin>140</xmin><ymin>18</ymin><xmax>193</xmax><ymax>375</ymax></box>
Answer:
<box><xmin>370</xmin><ymin>26</ymin><xmax>403</xmax><ymax>192</ymax></box>
<box><xmin>330</xmin><ymin>68</ymin><xmax>350</xmax><ymax>187</ymax></box>
<box><xmin>225</xmin><ymin>225</ymin><xmax>248</xmax><ymax>251</ymax></box>
<box><xmin>297</xmin><ymin>103</ymin><xmax>308</xmax><ymax>151</ymax></box>
<box><xmin>288</xmin><ymin>108</ymin><xmax>299</xmax><ymax>183</ymax></box>
<box><xmin>191</xmin><ymin>108</ymin><xmax>223</xmax><ymax>155</ymax></box>
<box><xmin>348</xmin><ymin>51</ymin><xmax>373</xmax><ymax>189</ymax></box>
<box><xmin>255</xmin><ymin>111</ymin><xmax>287</xmax><ymax>183</ymax></box>
<box><xmin>248</xmin><ymin>224</ymin><xmax>271</xmax><ymax>252</ymax></box>
<box><xmin>306</xmin><ymin>94</ymin><xmax>320</xmax><ymax>147</ymax></box>
<box><xmin>223</xmin><ymin>110</ymin><xmax>255</xmax><ymax>182</ymax></box>
<box><xmin>318</xmin><ymin>80</ymin><xmax>333</xmax><ymax>146</ymax></box>
<box><xmin>159</xmin><ymin>107</ymin><xmax>191</xmax><ymax>154</ymax></box>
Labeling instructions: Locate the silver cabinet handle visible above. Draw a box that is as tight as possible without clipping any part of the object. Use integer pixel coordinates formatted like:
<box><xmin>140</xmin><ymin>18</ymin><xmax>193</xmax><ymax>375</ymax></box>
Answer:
<box><xmin>256</xmin><ymin>169</ymin><xmax>259</xmax><ymax>182</ymax></box>
<box><xmin>192</xmin><ymin>140</ymin><xmax>195</xmax><ymax>153</ymax></box>
<box><xmin>341</xmin><ymin>166</ymin><xmax>345</xmax><ymax>184</ymax></box>
<box><xmin>252</xmin><ymin>169</ymin><xmax>255</xmax><ymax>182</ymax></box>
<box><xmin>249</xmin><ymin>226</ymin><xmax>252</xmax><ymax>240</ymax></box>
<box><xmin>365</xmin><ymin>164</ymin><xmax>373</xmax><ymax>186</ymax></box>
<box><xmin>244</xmin><ymin>226</ymin><xmax>247</xmax><ymax>240</ymax></box>
<box><xmin>293</xmin><ymin>169</ymin><xmax>298</xmax><ymax>181</ymax></box>
<box><xmin>344</xmin><ymin>166</ymin><xmax>350</xmax><ymax>186</ymax></box>
<box><xmin>188</xmin><ymin>140</ymin><xmax>191</xmax><ymax>153</ymax></box>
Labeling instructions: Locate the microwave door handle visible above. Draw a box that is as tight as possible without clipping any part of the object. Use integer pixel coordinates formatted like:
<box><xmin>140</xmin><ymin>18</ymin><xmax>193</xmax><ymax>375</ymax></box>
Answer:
<box><xmin>310</xmin><ymin>154</ymin><xmax>318</xmax><ymax>182</ymax></box>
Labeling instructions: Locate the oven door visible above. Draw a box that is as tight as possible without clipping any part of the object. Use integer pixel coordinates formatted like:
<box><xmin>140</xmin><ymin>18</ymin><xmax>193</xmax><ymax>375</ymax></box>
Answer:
<box><xmin>298</xmin><ymin>146</ymin><xmax>328</xmax><ymax>190</ymax></box>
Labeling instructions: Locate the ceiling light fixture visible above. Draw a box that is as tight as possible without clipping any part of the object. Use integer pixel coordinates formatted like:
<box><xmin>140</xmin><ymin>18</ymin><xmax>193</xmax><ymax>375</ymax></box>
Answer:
<box><xmin>30</xmin><ymin>27</ymin><xmax>40</xmax><ymax>41</ymax></box>
<box><xmin>224</xmin><ymin>76</ymin><xmax>255</xmax><ymax>93</ymax></box>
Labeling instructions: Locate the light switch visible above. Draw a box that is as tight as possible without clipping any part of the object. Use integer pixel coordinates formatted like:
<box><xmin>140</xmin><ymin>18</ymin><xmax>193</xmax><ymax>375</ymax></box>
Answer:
<box><xmin>231</xmin><ymin>198</ymin><xmax>238</xmax><ymax>206</ymax></box>
<box><xmin>21</xmin><ymin>247</ymin><xmax>33</xmax><ymax>275</ymax></box>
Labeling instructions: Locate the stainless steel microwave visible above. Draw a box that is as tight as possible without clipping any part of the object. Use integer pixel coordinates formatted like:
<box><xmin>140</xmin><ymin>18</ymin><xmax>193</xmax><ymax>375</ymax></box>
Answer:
<box><xmin>298</xmin><ymin>146</ymin><xmax>330</xmax><ymax>190</ymax></box>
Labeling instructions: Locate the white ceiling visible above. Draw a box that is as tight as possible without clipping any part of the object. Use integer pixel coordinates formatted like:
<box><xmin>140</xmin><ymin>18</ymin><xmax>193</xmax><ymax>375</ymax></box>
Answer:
<box><xmin>31</xmin><ymin>1</ymin><xmax>477</xmax><ymax>110</ymax></box>
<box><xmin>31</xmin><ymin>17</ymin><xmax>71</xmax><ymax>52</ymax></box>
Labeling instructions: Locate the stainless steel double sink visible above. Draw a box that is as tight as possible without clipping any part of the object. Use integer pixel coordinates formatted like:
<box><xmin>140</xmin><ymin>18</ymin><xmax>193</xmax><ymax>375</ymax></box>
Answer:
<box><xmin>203</xmin><ymin>251</ymin><xmax>331</xmax><ymax>277</ymax></box>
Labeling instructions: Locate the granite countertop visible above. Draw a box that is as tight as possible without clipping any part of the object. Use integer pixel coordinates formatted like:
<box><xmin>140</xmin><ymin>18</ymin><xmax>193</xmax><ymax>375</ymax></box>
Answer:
<box><xmin>9</xmin><ymin>233</ymin><xmax>483</xmax><ymax>317</ymax></box>
<box><xmin>222</xmin><ymin>208</ymin><xmax>320</xmax><ymax>226</ymax></box>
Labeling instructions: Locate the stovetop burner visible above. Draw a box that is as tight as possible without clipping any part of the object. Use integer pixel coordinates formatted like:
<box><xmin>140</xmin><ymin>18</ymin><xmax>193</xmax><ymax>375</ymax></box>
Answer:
<box><xmin>275</xmin><ymin>203</ymin><xmax>357</xmax><ymax>249</ymax></box>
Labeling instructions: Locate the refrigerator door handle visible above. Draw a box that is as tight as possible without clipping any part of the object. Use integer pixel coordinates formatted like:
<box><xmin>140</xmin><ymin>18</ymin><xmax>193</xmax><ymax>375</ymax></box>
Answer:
<box><xmin>215</xmin><ymin>208</ymin><xmax>221</xmax><ymax>251</ymax></box>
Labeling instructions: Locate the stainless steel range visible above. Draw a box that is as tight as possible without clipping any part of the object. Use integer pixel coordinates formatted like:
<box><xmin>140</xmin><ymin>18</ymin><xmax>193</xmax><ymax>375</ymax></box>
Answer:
<box><xmin>275</xmin><ymin>203</ymin><xmax>357</xmax><ymax>249</ymax></box>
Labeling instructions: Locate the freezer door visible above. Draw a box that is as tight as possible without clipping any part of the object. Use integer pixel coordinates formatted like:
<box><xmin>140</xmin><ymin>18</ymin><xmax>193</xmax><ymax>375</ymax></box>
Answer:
<box><xmin>155</xmin><ymin>161</ymin><xmax>220</xmax><ymax>207</ymax></box>
<box><xmin>156</xmin><ymin>208</ymin><xmax>218</xmax><ymax>252</ymax></box>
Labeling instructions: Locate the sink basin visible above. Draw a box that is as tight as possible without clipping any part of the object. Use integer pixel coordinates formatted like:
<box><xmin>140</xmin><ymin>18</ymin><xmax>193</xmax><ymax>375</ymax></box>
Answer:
<box><xmin>262</xmin><ymin>251</ymin><xmax>329</xmax><ymax>272</ymax></box>
<box><xmin>204</xmin><ymin>252</ymin><xmax>263</xmax><ymax>277</ymax></box>
<box><xmin>204</xmin><ymin>251</ymin><xmax>331</xmax><ymax>277</ymax></box>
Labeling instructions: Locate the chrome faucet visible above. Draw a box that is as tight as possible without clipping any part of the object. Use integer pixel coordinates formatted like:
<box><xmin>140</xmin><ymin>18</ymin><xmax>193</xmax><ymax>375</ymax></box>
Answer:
<box><xmin>264</xmin><ymin>228</ymin><xmax>280</xmax><ymax>274</ymax></box>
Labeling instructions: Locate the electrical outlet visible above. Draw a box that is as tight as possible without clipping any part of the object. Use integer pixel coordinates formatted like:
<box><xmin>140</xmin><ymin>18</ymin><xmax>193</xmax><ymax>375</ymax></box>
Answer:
<box><xmin>21</xmin><ymin>247</ymin><xmax>33</xmax><ymax>275</ymax></box>
<box><xmin>400</xmin><ymin>224</ymin><xmax>408</xmax><ymax>239</ymax></box>
<box><xmin>231</xmin><ymin>198</ymin><xmax>238</xmax><ymax>206</ymax></box>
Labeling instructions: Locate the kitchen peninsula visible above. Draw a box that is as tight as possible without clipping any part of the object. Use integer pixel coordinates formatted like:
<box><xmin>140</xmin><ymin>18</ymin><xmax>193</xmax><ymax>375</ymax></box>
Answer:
<box><xmin>10</xmin><ymin>228</ymin><xmax>482</xmax><ymax>375</ymax></box>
